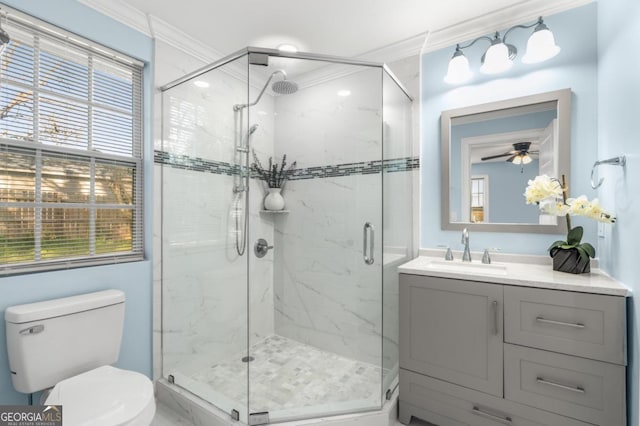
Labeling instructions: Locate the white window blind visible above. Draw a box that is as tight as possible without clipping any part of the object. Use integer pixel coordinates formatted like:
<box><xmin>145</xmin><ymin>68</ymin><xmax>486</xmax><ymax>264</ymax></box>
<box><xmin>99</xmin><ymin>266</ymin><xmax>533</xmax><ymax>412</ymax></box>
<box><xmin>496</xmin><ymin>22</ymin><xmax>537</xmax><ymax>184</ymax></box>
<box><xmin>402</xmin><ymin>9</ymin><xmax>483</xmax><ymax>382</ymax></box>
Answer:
<box><xmin>0</xmin><ymin>10</ymin><xmax>144</xmax><ymax>275</ymax></box>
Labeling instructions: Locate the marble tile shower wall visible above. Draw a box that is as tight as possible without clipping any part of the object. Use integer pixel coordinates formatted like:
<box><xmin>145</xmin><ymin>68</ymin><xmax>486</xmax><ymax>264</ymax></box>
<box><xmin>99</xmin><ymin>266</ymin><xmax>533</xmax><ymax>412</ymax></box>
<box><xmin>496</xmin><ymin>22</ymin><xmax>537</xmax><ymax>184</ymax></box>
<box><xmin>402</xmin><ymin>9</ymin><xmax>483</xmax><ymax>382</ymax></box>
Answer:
<box><xmin>271</xmin><ymin>68</ymin><xmax>415</xmax><ymax>368</ymax></box>
<box><xmin>156</xmin><ymin>43</ymin><xmax>276</xmax><ymax>379</ymax></box>
<box><xmin>154</xmin><ymin>49</ymin><xmax>417</xmax><ymax>384</ymax></box>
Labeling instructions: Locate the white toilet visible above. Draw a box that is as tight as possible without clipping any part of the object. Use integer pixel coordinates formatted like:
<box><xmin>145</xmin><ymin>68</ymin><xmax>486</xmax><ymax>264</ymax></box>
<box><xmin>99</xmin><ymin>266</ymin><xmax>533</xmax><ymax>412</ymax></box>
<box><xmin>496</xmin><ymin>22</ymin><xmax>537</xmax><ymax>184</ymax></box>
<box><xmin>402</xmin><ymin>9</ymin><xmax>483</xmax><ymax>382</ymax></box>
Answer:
<box><xmin>5</xmin><ymin>289</ymin><xmax>155</xmax><ymax>426</ymax></box>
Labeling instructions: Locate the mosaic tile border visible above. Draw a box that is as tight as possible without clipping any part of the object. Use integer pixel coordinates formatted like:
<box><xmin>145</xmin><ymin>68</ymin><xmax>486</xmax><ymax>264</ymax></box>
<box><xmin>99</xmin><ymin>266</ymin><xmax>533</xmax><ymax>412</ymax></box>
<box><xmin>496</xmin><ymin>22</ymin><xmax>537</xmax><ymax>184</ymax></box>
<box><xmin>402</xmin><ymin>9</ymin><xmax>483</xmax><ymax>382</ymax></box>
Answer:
<box><xmin>155</xmin><ymin>150</ymin><xmax>419</xmax><ymax>180</ymax></box>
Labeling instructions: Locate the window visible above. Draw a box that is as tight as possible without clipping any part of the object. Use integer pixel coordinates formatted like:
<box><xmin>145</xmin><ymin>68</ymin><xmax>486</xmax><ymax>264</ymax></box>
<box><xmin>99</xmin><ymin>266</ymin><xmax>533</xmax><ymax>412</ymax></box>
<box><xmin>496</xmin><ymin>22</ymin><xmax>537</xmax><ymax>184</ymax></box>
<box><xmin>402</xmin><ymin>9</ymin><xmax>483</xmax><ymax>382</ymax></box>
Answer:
<box><xmin>470</xmin><ymin>176</ymin><xmax>488</xmax><ymax>223</ymax></box>
<box><xmin>0</xmin><ymin>10</ymin><xmax>144</xmax><ymax>274</ymax></box>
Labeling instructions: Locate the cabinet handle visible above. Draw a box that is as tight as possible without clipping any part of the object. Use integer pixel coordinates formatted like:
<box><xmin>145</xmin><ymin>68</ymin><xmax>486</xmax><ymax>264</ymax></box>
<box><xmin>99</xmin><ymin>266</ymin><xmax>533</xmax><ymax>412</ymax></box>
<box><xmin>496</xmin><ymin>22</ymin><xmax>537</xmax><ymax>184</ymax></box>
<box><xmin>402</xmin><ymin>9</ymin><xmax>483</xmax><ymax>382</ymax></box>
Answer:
<box><xmin>492</xmin><ymin>300</ymin><xmax>499</xmax><ymax>335</ymax></box>
<box><xmin>536</xmin><ymin>317</ymin><xmax>585</xmax><ymax>329</ymax></box>
<box><xmin>472</xmin><ymin>406</ymin><xmax>512</xmax><ymax>424</ymax></box>
<box><xmin>537</xmin><ymin>377</ymin><xmax>585</xmax><ymax>394</ymax></box>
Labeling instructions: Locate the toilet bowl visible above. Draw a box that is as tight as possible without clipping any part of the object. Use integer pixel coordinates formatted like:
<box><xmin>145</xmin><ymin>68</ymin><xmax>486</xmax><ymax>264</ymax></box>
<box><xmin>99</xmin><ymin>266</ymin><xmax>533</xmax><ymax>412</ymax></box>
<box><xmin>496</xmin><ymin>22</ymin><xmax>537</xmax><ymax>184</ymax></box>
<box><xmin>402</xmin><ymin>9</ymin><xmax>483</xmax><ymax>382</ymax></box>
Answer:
<box><xmin>5</xmin><ymin>290</ymin><xmax>155</xmax><ymax>426</ymax></box>
<box><xmin>44</xmin><ymin>366</ymin><xmax>155</xmax><ymax>426</ymax></box>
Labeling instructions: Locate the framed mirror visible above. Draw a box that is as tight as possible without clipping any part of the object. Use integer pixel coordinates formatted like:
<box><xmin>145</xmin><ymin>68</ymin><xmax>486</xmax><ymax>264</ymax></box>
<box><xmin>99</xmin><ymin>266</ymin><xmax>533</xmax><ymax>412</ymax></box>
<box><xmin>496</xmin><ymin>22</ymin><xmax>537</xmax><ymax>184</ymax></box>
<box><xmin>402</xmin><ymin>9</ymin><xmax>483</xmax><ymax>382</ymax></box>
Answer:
<box><xmin>441</xmin><ymin>88</ymin><xmax>571</xmax><ymax>233</ymax></box>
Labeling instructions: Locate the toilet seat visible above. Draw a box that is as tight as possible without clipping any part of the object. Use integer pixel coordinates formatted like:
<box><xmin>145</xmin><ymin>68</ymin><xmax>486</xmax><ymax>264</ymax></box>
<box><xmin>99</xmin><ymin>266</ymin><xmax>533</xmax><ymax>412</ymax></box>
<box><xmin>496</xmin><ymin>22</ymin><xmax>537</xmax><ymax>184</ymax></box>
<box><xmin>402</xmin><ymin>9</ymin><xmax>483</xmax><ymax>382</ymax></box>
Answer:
<box><xmin>44</xmin><ymin>365</ymin><xmax>155</xmax><ymax>426</ymax></box>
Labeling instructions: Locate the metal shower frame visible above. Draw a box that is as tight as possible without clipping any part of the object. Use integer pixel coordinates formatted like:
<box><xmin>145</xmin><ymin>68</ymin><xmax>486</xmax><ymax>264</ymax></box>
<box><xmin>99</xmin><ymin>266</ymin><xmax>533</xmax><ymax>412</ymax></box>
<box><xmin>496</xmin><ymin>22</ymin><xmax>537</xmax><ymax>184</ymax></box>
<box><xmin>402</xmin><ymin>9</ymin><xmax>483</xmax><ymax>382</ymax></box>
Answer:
<box><xmin>160</xmin><ymin>46</ymin><xmax>412</xmax><ymax>101</ymax></box>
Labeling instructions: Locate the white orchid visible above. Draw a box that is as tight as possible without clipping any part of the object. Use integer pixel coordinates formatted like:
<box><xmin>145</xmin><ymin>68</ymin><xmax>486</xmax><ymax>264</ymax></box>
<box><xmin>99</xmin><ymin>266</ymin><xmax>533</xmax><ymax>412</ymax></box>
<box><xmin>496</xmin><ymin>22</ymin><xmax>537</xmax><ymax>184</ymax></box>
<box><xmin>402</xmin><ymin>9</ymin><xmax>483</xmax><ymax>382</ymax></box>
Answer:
<box><xmin>524</xmin><ymin>176</ymin><xmax>616</xmax><ymax>223</ymax></box>
<box><xmin>539</xmin><ymin>199</ymin><xmax>570</xmax><ymax>216</ymax></box>
<box><xmin>567</xmin><ymin>196</ymin><xmax>616</xmax><ymax>223</ymax></box>
<box><xmin>524</xmin><ymin>175</ymin><xmax>616</xmax><ymax>267</ymax></box>
<box><xmin>524</xmin><ymin>175</ymin><xmax>563</xmax><ymax>204</ymax></box>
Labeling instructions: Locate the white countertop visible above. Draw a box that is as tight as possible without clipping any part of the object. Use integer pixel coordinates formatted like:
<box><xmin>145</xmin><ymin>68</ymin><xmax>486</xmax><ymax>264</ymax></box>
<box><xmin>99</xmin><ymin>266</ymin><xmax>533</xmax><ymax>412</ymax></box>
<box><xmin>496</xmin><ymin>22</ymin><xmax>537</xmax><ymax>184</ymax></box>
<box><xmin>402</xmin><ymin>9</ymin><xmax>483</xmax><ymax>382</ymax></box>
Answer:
<box><xmin>399</xmin><ymin>254</ymin><xmax>630</xmax><ymax>297</ymax></box>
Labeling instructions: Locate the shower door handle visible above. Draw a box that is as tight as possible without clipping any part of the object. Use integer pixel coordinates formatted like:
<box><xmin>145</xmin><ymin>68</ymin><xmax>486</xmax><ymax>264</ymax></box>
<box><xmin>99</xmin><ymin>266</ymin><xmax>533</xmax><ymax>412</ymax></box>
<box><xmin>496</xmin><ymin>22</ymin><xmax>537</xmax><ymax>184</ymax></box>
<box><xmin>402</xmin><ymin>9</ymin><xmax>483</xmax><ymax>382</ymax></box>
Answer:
<box><xmin>363</xmin><ymin>222</ymin><xmax>375</xmax><ymax>265</ymax></box>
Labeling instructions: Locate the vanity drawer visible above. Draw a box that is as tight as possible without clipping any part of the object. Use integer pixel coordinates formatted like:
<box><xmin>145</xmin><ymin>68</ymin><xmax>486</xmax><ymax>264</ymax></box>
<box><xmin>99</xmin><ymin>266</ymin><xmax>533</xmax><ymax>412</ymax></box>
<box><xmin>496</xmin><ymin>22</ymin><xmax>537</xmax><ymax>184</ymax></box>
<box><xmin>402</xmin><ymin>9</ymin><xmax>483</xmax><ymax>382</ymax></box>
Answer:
<box><xmin>399</xmin><ymin>368</ymin><xmax>592</xmax><ymax>426</ymax></box>
<box><xmin>504</xmin><ymin>344</ymin><xmax>625</xmax><ymax>426</ymax></box>
<box><xmin>504</xmin><ymin>286</ymin><xmax>626</xmax><ymax>364</ymax></box>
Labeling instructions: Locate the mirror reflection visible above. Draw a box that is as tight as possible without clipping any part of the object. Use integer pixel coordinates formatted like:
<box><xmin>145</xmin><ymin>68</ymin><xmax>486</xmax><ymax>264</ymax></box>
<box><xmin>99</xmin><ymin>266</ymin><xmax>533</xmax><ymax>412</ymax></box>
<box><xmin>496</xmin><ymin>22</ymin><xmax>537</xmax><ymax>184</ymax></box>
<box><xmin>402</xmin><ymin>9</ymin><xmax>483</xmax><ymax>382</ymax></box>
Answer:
<box><xmin>441</xmin><ymin>89</ymin><xmax>571</xmax><ymax>233</ymax></box>
<box><xmin>451</xmin><ymin>102</ymin><xmax>557</xmax><ymax>224</ymax></box>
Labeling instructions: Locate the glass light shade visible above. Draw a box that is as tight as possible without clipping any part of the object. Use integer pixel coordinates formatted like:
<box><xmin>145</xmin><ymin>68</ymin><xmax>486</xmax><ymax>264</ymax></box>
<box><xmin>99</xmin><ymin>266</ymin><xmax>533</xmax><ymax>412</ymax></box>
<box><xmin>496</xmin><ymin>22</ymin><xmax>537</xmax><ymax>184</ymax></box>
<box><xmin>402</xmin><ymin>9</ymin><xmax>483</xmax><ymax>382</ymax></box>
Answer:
<box><xmin>522</xmin><ymin>27</ymin><xmax>560</xmax><ymax>64</ymax></box>
<box><xmin>480</xmin><ymin>42</ymin><xmax>513</xmax><ymax>74</ymax></box>
<box><xmin>512</xmin><ymin>154</ymin><xmax>532</xmax><ymax>165</ymax></box>
<box><xmin>444</xmin><ymin>51</ymin><xmax>472</xmax><ymax>84</ymax></box>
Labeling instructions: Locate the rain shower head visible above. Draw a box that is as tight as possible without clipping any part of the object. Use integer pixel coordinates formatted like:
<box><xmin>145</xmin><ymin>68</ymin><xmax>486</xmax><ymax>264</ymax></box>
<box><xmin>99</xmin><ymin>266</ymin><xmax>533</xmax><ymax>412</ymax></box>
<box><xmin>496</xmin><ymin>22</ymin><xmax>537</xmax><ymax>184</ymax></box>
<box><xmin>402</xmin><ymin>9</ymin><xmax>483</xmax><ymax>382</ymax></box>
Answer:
<box><xmin>234</xmin><ymin>69</ymin><xmax>298</xmax><ymax>111</ymax></box>
<box><xmin>272</xmin><ymin>79</ymin><xmax>298</xmax><ymax>95</ymax></box>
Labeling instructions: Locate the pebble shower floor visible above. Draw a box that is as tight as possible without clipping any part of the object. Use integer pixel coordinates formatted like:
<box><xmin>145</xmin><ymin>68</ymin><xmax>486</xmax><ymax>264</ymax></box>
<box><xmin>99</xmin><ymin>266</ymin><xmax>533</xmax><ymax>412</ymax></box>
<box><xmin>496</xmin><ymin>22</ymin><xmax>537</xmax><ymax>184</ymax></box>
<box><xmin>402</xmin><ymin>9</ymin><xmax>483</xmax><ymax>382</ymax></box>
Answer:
<box><xmin>190</xmin><ymin>335</ymin><xmax>384</xmax><ymax>413</ymax></box>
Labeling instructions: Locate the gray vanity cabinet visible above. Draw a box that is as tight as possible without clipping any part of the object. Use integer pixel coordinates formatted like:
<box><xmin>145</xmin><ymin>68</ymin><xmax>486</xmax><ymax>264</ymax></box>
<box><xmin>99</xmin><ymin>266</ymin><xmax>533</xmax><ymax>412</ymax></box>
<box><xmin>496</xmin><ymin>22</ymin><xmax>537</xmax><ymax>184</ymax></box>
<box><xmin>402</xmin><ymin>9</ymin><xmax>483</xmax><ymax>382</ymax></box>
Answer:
<box><xmin>399</xmin><ymin>273</ymin><xmax>627</xmax><ymax>426</ymax></box>
<box><xmin>399</xmin><ymin>274</ymin><xmax>503</xmax><ymax>397</ymax></box>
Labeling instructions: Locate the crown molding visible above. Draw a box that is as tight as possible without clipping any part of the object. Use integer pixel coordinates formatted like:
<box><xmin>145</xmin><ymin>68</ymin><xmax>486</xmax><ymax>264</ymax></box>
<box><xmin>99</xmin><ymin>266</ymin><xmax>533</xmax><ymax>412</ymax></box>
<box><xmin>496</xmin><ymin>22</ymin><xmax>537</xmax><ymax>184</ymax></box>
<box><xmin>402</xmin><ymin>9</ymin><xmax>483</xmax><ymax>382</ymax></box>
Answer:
<box><xmin>423</xmin><ymin>0</ymin><xmax>594</xmax><ymax>53</ymax></box>
<box><xmin>78</xmin><ymin>0</ymin><xmax>151</xmax><ymax>36</ymax></box>
<box><xmin>358</xmin><ymin>32</ymin><xmax>428</xmax><ymax>64</ymax></box>
<box><xmin>147</xmin><ymin>15</ymin><xmax>225</xmax><ymax>65</ymax></box>
<box><xmin>78</xmin><ymin>0</ymin><xmax>225</xmax><ymax>64</ymax></box>
<box><xmin>78</xmin><ymin>0</ymin><xmax>425</xmax><ymax>67</ymax></box>
<box><xmin>77</xmin><ymin>0</ymin><xmax>265</xmax><ymax>86</ymax></box>
<box><xmin>295</xmin><ymin>32</ymin><xmax>427</xmax><ymax>90</ymax></box>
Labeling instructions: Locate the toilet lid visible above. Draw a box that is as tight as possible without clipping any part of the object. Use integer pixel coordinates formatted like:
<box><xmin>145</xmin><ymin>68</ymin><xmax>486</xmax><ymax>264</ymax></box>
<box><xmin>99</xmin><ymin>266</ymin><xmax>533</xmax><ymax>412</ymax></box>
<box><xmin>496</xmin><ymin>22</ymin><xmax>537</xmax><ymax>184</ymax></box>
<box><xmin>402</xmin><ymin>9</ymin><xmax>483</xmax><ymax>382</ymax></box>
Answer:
<box><xmin>45</xmin><ymin>365</ymin><xmax>155</xmax><ymax>426</ymax></box>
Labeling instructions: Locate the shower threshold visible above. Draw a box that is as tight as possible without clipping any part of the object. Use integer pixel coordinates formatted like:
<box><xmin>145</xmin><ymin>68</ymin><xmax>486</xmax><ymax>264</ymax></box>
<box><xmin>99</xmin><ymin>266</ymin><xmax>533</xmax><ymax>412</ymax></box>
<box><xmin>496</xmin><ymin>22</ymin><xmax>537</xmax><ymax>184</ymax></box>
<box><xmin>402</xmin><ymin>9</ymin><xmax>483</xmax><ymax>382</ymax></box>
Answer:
<box><xmin>156</xmin><ymin>377</ymin><xmax>398</xmax><ymax>426</ymax></box>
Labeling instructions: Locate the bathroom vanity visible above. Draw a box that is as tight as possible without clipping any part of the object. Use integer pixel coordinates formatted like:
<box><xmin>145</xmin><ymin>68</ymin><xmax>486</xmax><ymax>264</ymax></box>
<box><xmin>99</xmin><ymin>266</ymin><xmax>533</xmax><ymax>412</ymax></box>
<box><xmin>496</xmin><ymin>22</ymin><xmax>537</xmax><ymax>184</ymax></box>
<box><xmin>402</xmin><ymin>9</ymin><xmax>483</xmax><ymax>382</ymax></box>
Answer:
<box><xmin>398</xmin><ymin>254</ymin><xmax>629</xmax><ymax>426</ymax></box>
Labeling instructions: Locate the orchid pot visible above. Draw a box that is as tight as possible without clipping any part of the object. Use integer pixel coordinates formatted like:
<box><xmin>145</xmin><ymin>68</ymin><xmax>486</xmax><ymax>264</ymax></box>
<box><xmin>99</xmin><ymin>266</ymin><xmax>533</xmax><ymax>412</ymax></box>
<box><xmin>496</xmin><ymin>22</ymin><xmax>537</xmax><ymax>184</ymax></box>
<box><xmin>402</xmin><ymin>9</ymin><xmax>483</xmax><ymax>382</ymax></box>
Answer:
<box><xmin>524</xmin><ymin>175</ymin><xmax>615</xmax><ymax>274</ymax></box>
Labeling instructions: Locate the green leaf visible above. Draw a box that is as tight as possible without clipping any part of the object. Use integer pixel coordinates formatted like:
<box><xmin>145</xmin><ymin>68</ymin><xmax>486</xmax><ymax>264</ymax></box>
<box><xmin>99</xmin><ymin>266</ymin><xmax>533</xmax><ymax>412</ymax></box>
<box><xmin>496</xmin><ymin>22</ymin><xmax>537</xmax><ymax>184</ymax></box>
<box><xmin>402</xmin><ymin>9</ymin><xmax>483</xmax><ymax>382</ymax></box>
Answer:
<box><xmin>548</xmin><ymin>240</ymin><xmax>567</xmax><ymax>251</ymax></box>
<box><xmin>576</xmin><ymin>246</ymin><xmax>590</xmax><ymax>263</ymax></box>
<box><xmin>580</xmin><ymin>242</ymin><xmax>596</xmax><ymax>258</ymax></box>
<box><xmin>567</xmin><ymin>226</ymin><xmax>584</xmax><ymax>245</ymax></box>
<box><xmin>560</xmin><ymin>244</ymin><xmax>577</xmax><ymax>249</ymax></box>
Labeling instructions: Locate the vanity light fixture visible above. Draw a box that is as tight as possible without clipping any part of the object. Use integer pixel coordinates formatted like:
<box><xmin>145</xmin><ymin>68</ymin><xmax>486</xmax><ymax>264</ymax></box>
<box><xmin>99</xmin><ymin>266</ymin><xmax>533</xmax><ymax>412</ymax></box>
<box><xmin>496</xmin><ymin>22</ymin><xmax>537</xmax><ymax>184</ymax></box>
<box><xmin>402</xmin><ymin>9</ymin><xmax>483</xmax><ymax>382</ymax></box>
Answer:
<box><xmin>444</xmin><ymin>16</ymin><xmax>560</xmax><ymax>84</ymax></box>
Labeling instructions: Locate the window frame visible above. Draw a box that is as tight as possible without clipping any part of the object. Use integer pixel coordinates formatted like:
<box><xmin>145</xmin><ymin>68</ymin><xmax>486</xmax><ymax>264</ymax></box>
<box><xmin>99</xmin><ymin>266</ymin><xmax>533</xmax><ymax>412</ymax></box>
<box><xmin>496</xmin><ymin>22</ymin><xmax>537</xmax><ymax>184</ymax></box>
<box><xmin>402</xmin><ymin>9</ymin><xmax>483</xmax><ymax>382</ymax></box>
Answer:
<box><xmin>0</xmin><ymin>7</ymin><xmax>144</xmax><ymax>275</ymax></box>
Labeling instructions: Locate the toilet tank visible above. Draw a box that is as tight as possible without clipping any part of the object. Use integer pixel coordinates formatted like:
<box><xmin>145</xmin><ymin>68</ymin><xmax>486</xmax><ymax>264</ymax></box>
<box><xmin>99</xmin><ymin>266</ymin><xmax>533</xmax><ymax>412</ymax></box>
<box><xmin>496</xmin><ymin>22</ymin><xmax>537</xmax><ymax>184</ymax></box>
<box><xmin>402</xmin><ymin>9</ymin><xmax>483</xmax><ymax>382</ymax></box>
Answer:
<box><xmin>5</xmin><ymin>289</ymin><xmax>125</xmax><ymax>393</ymax></box>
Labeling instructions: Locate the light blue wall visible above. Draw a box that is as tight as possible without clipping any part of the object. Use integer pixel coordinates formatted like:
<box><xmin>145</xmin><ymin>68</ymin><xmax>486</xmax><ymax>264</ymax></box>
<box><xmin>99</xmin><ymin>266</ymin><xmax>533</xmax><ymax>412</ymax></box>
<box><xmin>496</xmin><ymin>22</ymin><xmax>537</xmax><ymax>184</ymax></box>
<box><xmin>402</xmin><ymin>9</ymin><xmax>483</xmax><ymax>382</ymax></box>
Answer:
<box><xmin>421</xmin><ymin>4</ymin><xmax>598</xmax><ymax>253</ymax></box>
<box><xmin>596</xmin><ymin>0</ymin><xmax>640</xmax><ymax>423</ymax></box>
<box><xmin>470</xmin><ymin>160</ymin><xmax>539</xmax><ymax>223</ymax></box>
<box><xmin>449</xmin><ymin>109</ymin><xmax>556</xmax><ymax>221</ymax></box>
<box><xmin>0</xmin><ymin>0</ymin><xmax>154</xmax><ymax>404</ymax></box>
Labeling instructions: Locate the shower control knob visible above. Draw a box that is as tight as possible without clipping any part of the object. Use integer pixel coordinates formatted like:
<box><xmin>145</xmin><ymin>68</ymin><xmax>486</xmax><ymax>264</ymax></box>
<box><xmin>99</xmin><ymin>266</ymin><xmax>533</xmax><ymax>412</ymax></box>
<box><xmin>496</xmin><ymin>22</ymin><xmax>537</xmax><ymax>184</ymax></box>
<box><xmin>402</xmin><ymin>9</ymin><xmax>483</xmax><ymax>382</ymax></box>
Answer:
<box><xmin>254</xmin><ymin>238</ymin><xmax>273</xmax><ymax>258</ymax></box>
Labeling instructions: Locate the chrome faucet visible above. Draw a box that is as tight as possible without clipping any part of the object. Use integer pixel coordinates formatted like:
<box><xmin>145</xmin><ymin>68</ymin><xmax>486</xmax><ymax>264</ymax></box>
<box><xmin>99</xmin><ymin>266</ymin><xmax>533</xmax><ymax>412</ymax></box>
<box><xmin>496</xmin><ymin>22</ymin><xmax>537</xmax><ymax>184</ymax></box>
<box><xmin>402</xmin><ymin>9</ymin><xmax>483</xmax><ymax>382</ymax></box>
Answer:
<box><xmin>461</xmin><ymin>228</ymin><xmax>471</xmax><ymax>262</ymax></box>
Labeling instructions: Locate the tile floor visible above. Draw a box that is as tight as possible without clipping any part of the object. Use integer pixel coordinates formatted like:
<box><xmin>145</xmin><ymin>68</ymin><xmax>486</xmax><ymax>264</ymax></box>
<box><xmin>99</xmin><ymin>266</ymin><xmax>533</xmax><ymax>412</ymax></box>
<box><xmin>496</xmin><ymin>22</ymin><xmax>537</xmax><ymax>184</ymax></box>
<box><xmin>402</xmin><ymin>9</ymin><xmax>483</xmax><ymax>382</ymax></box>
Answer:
<box><xmin>188</xmin><ymin>335</ymin><xmax>383</xmax><ymax>413</ymax></box>
<box><xmin>151</xmin><ymin>334</ymin><xmax>434</xmax><ymax>425</ymax></box>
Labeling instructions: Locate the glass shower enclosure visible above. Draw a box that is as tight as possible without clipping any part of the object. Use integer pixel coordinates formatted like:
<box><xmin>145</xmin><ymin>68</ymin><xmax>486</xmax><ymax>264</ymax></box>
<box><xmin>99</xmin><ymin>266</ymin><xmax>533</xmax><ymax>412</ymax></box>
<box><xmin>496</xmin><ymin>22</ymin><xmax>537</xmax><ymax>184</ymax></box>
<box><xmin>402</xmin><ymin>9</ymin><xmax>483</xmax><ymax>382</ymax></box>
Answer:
<box><xmin>160</xmin><ymin>47</ymin><xmax>415</xmax><ymax>424</ymax></box>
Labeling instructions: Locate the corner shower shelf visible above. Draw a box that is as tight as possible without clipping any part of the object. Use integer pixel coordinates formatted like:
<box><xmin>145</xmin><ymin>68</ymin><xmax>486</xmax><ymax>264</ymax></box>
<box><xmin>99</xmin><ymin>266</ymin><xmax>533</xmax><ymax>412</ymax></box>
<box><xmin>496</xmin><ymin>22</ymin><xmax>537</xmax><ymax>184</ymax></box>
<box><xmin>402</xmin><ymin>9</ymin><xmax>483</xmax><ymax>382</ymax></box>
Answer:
<box><xmin>259</xmin><ymin>210</ymin><xmax>290</xmax><ymax>214</ymax></box>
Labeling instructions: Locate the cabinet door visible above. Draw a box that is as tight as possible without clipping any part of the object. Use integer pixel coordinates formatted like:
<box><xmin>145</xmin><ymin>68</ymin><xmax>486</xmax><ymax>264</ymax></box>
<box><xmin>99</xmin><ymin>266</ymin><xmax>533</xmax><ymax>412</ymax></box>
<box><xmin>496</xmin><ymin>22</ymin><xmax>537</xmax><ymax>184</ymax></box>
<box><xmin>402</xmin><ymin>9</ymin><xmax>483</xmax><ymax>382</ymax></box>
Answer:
<box><xmin>400</xmin><ymin>274</ymin><xmax>503</xmax><ymax>396</ymax></box>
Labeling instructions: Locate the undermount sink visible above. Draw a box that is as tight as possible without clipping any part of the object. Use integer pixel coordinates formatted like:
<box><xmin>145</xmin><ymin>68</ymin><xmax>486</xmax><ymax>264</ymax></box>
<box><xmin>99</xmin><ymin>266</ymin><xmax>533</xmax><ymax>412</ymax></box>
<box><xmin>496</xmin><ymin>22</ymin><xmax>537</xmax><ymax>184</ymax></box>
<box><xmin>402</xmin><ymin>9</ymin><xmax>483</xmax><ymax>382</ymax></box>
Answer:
<box><xmin>426</xmin><ymin>259</ymin><xmax>508</xmax><ymax>275</ymax></box>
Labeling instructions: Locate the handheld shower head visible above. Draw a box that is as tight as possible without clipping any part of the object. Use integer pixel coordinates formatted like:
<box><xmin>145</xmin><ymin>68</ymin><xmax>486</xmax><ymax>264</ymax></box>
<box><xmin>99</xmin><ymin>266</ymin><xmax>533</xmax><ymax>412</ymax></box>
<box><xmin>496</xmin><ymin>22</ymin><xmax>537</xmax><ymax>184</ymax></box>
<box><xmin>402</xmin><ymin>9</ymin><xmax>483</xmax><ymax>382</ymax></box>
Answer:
<box><xmin>249</xmin><ymin>124</ymin><xmax>259</xmax><ymax>135</ymax></box>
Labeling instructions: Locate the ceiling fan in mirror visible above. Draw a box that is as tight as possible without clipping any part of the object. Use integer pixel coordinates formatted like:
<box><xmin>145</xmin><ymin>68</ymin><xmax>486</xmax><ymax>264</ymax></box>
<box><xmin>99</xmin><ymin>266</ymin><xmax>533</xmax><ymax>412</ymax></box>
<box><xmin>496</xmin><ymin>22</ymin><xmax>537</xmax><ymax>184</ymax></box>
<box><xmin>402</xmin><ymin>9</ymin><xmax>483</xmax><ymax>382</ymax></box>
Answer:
<box><xmin>481</xmin><ymin>141</ymin><xmax>538</xmax><ymax>172</ymax></box>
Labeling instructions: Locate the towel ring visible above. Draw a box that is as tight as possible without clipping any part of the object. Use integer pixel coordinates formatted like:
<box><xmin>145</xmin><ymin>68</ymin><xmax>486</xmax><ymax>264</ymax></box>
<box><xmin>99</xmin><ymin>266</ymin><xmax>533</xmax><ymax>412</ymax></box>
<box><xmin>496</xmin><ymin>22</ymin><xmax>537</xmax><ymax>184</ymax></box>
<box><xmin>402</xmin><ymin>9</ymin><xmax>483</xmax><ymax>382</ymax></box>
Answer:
<box><xmin>590</xmin><ymin>156</ymin><xmax>626</xmax><ymax>189</ymax></box>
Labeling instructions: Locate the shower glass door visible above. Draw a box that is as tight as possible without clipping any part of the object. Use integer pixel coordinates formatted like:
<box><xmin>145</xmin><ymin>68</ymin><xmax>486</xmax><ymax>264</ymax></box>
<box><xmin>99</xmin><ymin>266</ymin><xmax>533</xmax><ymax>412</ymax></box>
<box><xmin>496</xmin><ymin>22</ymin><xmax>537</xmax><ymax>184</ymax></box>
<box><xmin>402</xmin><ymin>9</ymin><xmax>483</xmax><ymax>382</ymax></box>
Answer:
<box><xmin>161</xmin><ymin>54</ymin><xmax>251</xmax><ymax>422</ymax></box>
<box><xmin>246</xmin><ymin>56</ymin><xmax>384</xmax><ymax>423</ymax></box>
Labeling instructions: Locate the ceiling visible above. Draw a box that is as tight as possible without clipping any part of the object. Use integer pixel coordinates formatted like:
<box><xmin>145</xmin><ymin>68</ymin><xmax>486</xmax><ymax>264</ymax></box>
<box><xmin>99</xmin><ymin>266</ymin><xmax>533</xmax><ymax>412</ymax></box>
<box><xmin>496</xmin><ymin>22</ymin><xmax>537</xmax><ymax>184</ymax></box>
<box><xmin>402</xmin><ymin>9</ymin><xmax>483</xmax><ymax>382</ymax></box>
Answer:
<box><xmin>121</xmin><ymin>0</ymin><xmax>529</xmax><ymax>59</ymax></box>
